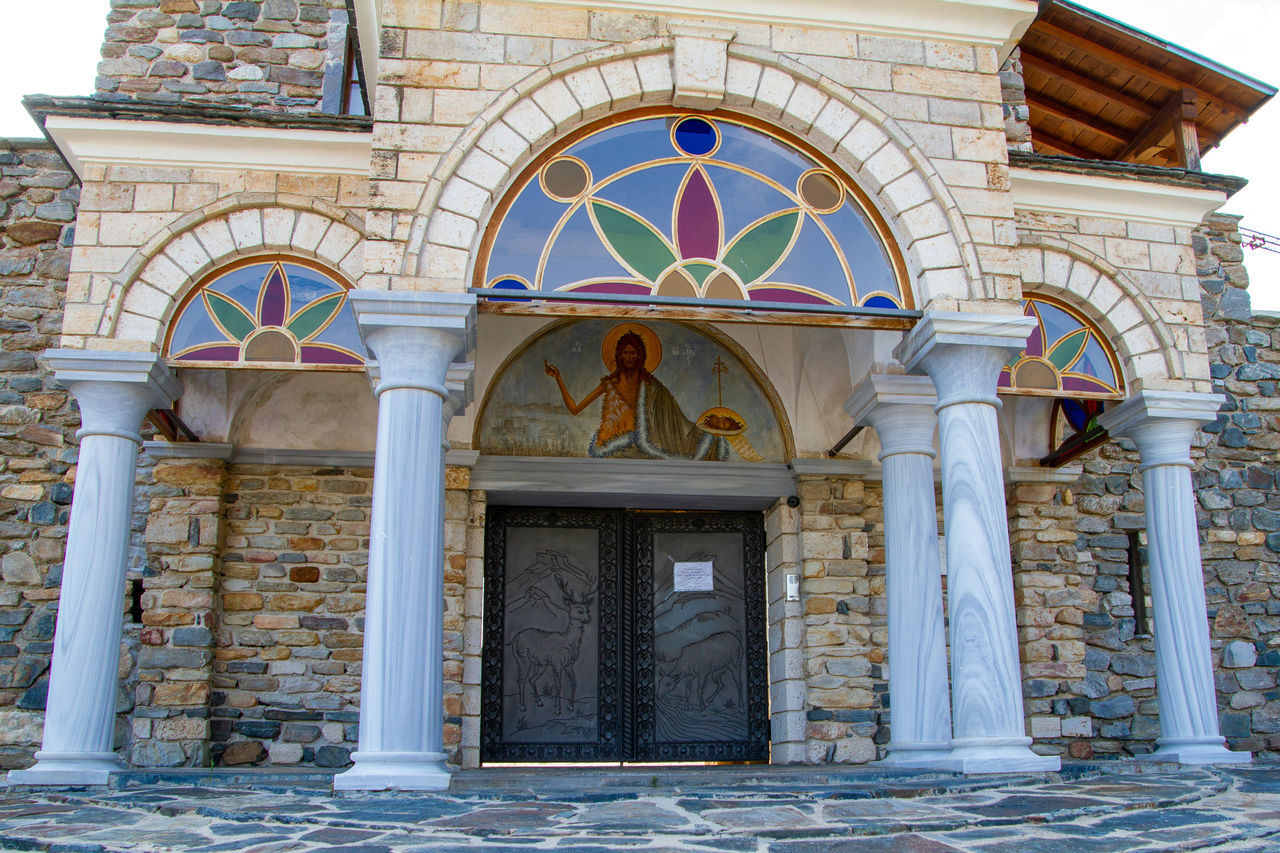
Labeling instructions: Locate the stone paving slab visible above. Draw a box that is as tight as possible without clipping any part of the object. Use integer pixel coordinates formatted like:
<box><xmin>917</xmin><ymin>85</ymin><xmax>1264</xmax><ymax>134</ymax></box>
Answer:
<box><xmin>1</xmin><ymin>763</ymin><xmax>1279</xmax><ymax>851</ymax></box>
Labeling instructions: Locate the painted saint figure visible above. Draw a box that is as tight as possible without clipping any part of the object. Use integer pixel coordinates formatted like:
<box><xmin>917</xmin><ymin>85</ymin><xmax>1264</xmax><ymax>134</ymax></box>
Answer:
<box><xmin>544</xmin><ymin>324</ymin><xmax>728</xmax><ymax>460</ymax></box>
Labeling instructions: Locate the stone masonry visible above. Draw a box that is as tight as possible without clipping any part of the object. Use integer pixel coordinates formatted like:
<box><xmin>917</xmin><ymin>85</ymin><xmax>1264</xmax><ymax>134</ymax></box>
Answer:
<box><xmin>0</xmin><ymin>140</ymin><xmax>81</xmax><ymax>769</ymax></box>
<box><xmin>98</xmin><ymin>0</ymin><xmax>356</xmax><ymax>113</ymax></box>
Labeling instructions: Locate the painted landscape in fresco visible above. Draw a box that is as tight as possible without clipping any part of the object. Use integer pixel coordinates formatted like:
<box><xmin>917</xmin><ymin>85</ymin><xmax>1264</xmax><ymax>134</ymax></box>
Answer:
<box><xmin>478</xmin><ymin>320</ymin><xmax>785</xmax><ymax>462</ymax></box>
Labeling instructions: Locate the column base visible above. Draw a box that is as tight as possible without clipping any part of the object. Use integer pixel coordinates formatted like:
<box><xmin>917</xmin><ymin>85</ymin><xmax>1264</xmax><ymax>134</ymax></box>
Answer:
<box><xmin>333</xmin><ymin>750</ymin><xmax>453</xmax><ymax>791</ymax></box>
<box><xmin>875</xmin><ymin>741</ymin><xmax>954</xmax><ymax>770</ymax></box>
<box><xmin>933</xmin><ymin>737</ymin><xmax>1061</xmax><ymax>774</ymax></box>
<box><xmin>1136</xmin><ymin>736</ymin><xmax>1252</xmax><ymax>765</ymax></box>
<box><xmin>5</xmin><ymin>751</ymin><xmax>123</xmax><ymax>786</ymax></box>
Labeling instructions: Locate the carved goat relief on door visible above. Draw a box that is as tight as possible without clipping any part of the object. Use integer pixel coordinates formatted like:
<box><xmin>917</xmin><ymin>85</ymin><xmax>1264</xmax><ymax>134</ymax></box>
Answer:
<box><xmin>482</xmin><ymin>507</ymin><xmax>768</xmax><ymax>763</ymax></box>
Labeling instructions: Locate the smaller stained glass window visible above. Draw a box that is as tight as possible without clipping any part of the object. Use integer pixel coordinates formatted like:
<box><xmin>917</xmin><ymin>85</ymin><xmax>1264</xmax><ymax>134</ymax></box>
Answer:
<box><xmin>165</xmin><ymin>259</ymin><xmax>365</xmax><ymax>368</ymax></box>
<box><xmin>999</xmin><ymin>295</ymin><xmax>1122</xmax><ymax>399</ymax></box>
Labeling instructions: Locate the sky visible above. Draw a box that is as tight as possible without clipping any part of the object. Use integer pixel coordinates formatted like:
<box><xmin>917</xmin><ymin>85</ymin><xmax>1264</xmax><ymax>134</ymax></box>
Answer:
<box><xmin>1</xmin><ymin>0</ymin><xmax>1277</xmax><ymax>310</ymax></box>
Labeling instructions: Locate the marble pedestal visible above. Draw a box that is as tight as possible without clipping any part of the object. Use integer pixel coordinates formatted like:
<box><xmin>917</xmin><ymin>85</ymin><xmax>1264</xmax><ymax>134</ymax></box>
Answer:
<box><xmin>7</xmin><ymin>352</ymin><xmax>179</xmax><ymax>787</ymax></box>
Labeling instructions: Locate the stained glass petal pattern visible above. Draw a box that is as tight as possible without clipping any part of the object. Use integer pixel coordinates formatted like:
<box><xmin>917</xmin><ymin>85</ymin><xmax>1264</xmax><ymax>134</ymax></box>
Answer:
<box><xmin>999</xmin><ymin>295</ymin><xmax>1122</xmax><ymax>399</ymax></box>
<box><xmin>166</xmin><ymin>259</ymin><xmax>365</xmax><ymax>368</ymax></box>
<box><xmin>480</xmin><ymin>113</ymin><xmax>905</xmax><ymax>310</ymax></box>
<box><xmin>590</xmin><ymin>200</ymin><xmax>677</xmax><ymax>281</ymax></box>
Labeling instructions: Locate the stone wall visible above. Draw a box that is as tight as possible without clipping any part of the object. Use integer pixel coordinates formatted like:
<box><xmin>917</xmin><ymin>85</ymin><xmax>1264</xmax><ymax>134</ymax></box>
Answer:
<box><xmin>1010</xmin><ymin>214</ymin><xmax>1280</xmax><ymax>759</ymax></box>
<box><xmin>98</xmin><ymin>0</ymin><xmax>357</xmax><ymax>113</ymax></box>
<box><xmin>999</xmin><ymin>48</ymin><xmax>1032</xmax><ymax>154</ymax></box>
<box><xmin>796</xmin><ymin>476</ymin><xmax>888</xmax><ymax>764</ymax></box>
<box><xmin>0</xmin><ymin>141</ymin><xmax>80</xmax><ymax>768</ymax></box>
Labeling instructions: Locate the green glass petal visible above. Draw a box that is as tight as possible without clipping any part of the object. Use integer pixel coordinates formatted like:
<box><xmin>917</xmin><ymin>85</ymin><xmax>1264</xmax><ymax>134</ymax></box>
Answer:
<box><xmin>1047</xmin><ymin>328</ymin><xmax>1089</xmax><ymax>372</ymax></box>
<box><xmin>722</xmin><ymin>211</ymin><xmax>800</xmax><ymax>284</ymax></box>
<box><xmin>287</xmin><ymin>292</ymin><xmax>346</xmax><ymax>342</ymax></box>
<box><xmin>203</xmin><ymin>290</ymin><xmax>256</xmax><ymax>342</ymax></box>
<box><xmin>681</xmin><ymin>262</ymin><xmax>717</xmax><ymax>284</ymax></box>
<box><xmin>590</xmin><ymin>200</ymin><xmax>676</xmax><ymax>282</ymax></box>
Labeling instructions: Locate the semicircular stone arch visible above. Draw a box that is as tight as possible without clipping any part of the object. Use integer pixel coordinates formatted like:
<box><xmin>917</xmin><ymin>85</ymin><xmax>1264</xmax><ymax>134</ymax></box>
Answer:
<box><xmin>95</xmin><ymin>195</ymin><xmax>365</xmax><ymax>353</ymax></box>
<box><xmin>1014</xmin><ymin>236</ymin><xmax>1188</xmax><ymax>390</ymax></box>
<box><xmin>410</xmin><ymin>37</ymin><xmax>985</xmax><ymax>308</ymax></box>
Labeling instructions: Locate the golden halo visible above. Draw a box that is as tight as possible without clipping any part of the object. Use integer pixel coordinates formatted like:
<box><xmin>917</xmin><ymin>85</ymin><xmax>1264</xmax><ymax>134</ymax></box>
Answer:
<box><xmin>602</xmin><ymin>323</ymin><xmax>662</xmax><ymax>373</ymax></box>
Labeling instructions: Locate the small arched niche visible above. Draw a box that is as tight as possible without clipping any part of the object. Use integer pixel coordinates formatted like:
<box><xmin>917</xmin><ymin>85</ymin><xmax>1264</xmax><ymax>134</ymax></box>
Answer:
<box><xmin>474</xmin><ymin>319</ymin><xmax>792</xmax><ymax>463</ymax></box>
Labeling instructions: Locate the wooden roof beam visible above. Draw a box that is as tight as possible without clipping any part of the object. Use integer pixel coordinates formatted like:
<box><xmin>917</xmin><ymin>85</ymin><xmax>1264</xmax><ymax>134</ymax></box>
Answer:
<box><xmin>1117</xmin><ymin>88</ymin><xmax>1200</xmax><ymax>167</ymax></box>
<box><xmin>1019</xmin><ymin>50</ymin><xmax>1155</xmax><ymax>117</ymax></box>
<box><xmin>1032</xmin><ymin>21</ymin><xmax>1246</xmax><ymax>120</ymax></box>
<box><xmin>1025</xmin><ymin>92</ymin><xmax>1132</xmax><ymax>145</ymax></box>
<box><xmin>1030</xmin><ymin>127</ymin><xmax>1098</xmax><ymax>159</ymax></box>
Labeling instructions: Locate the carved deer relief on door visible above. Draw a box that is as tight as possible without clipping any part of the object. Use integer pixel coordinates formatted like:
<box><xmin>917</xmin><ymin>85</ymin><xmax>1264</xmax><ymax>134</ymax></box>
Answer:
<box><xmin>482</xmin><ymin>507</ymin><xmax>768</xmax><ymax>764</ymax></box>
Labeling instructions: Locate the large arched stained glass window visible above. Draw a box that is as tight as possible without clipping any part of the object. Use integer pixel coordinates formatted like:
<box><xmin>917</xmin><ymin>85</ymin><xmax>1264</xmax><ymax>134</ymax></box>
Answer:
<box><xmin>164</xmin><ymin>258</ymin><xmax>365</xmax><ymax>368</ymax></box>
<box><xmin>477</xmin><ymin>111</ymin><xmax>909</xmax><ymax>311</ymax></box>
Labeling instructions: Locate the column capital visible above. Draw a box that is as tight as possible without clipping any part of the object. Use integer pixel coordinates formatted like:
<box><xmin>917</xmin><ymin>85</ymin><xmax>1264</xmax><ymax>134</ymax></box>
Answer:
<box><xmin>1098</xmin><ymin>390</ymin><xmax>1224</xmax><ymax>435</ymax></box>
<box><xmin>44</xmin><ymin>349</ymin><xmax>181</xmax><ymax>442</ymax></box>
<box><xmin>894</xmin><ymin>311</ymin><xmax>1035</xmax><ymax>408</ymax></box>
<box><xmin>845</xmin><ymin>374</ymin><xmax>938</xmax><ymax>460</ymax></box>
<box><xmin>350</xmin><ymin>291</ymin><xmax>477</xmax><ymax>397</ymax></box>
<box><xmin>1098</xmin><ymin>390</ymin><xmax>1224</xmax><ymax>470</ymax></box>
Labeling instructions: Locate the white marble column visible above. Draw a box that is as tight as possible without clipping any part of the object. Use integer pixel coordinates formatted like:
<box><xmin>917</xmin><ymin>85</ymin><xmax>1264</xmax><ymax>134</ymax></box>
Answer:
<box><xmin>1099</xmin><ymin>391</ymin><xmax>1251</xmax><ymax>765</ymax></box>
<box><xmin>8</xmin><ymin>352</ymin><xmax>180</xmax><ymax>786</ymax></box>
<box><xmin>335</xmin><ymin>291</ymin><xmax>476</xmax><ymax>792</ymax></box>
<box><xmin>846</xmin><ymin>374</ymin><xmax>951</xmax><ymax>767</ymax></box>
<box><xmin>895</xmin><ymin>313</ymin><xmax>1059</xmax><ymax>773</ymax></box>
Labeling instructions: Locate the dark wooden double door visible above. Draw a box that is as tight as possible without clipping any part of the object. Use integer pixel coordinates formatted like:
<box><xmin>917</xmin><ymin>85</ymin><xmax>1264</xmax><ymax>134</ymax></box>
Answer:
<box><xmin>481</xmin><ymin>507</ymin><xmax>769</xmax><ymax>763</ymax></box>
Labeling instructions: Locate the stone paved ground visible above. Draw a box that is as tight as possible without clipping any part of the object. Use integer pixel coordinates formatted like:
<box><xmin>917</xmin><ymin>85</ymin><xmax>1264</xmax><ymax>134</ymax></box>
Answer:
<box><xmin>2</xmin><ymin>762</ymin><xmax>1280</xmax><ymax>851</ymax></box>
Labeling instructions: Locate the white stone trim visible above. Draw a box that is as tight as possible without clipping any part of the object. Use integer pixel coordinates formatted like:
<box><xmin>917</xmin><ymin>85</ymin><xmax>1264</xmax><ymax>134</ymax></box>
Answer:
<box><xmin>1010</xmin><ymin>167</ymin><xmax>1228</xmax><ymax>230</ymax></box>
<box><xmin>44</xmin><ymin>116</ymin><xmax>372</xmax><ymax>181</ymax></box>
<box><xmin>143</xmin><ymin>441</ymin><xmax>235</xmax><ymax>461</ymax></box>
<box><xmin>1005</xmin><ymin>464</ymin><xmax>1082</xmax><ymax>484</ymax></box>
<box><xmin>508</xmin><ymin>0</ymin><xmax>1035</xmax><ymax>53</ymax></box>
<box><xmin>471</xmin><ymin>456</ymin><xmax>795</xmax><ymax>508</ymax></box>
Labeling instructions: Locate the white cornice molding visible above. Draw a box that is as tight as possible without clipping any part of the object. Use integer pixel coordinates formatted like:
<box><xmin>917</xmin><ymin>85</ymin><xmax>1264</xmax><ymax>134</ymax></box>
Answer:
<box><xmin>510</xmin><ymin>0</ymin><xmax>1035</xmax><ymax>51</ymax></box>
<box><xmin>44</xmin><ymin>116</ymin><xmax>372</xmax><ymax>180</ymax></box>
<box><xmin>1010</xmin><ymin>167</ymin><xmax>1229</xmax><ymax>230</ymax></box>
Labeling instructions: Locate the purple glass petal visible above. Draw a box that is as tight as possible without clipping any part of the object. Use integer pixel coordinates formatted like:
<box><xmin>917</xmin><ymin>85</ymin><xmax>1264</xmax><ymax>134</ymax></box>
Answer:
<box><xmin>1023</xmin><ymin>301</ymin><xmax>1045</xmax><ymax>358</ymax></box>
<box><xmin>1061</xmin><ymin>374</ymin><xmax>1115</xmax><ymax>395</ymax></box>
<box><xmin>176</xmin><ymin>345</ymin><xmax>242</xmax><ymax>362</ymax></box>
<box><xmin>747</xmin><ymin>287</ymin><xmax>834</xmax><ymax>306</ymax></box>
<box><xmin>300</xmin><ymin>345</ymin><xmax>364</xmax><ymax>365</ymax></box>
<box><xmin>675</xmin><ymin>168</ymin><xmax>719</xmax><ymax>261</ymax></box>
<box><xmin>568</xmin><ymin>282</ymin><xmax>655</xmax><ymax>296</ymax></box>
<box><xmin>258</xmin><ymin>264</ymin><xmax>288</xmax><ymax>327</ymax></box>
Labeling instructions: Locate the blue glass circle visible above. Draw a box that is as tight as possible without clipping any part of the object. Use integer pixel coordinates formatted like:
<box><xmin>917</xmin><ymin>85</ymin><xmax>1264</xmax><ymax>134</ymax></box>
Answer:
<box><xmin>493</xmin><ymin>278</ymin><xmax>529</xmax><ymax>290</ymax></box>
<box><xmin>862</xmin><ymin>295</ymin><xmax>900</xmax><ymax>310</ymax></box>
<box><xmin>673</xmin><ymin>117</ymin><xmax>717</xmax><ymax>156</ymax></box>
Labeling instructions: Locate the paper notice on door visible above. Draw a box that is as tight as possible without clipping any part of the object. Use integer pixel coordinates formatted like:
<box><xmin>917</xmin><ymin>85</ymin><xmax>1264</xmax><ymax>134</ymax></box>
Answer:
<box><xmin>674</xmin><ymin>560</ymin><xmax>714</xmax><ymax>592</ymax></box>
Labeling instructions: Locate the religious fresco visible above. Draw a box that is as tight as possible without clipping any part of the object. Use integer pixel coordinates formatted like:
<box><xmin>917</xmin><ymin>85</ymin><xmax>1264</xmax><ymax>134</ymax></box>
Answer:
<box><xmin>477</xmin><ymin>320</ymin><xmax>786</xmax><ymax>462</ymax></box>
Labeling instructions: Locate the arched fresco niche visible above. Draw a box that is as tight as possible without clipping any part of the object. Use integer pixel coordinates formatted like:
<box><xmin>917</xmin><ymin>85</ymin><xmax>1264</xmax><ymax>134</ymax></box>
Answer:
<box><xmin>475</xmin><ymin>319</ymin><xmax>789</xmax><ymax>463</ymax></box>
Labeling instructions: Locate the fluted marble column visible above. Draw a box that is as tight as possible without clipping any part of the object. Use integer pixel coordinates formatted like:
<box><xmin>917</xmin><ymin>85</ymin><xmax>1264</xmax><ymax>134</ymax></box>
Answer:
<box><xmin>335</xmin><ymin>291</ymin><xmax>476</xmax><ymax>792</ymax></box>
<box><xmin>8</xmin><ymin>352</ymin><xmax>179</xmax><ymax>786</ymax></box>
<box><xmin>846</xmin><ymin>374</ymin><xmax>951</xmax><ymax>766</ymax></box>
<box><xmin>896</xmin><ymin>312</ymin><xmax>1059</xmax><ymax>773</ymax></box>
<box><xmin>1099</xmin><ymin>391</ymin><xmax>1251</xmax><ymax>765</ymax></box>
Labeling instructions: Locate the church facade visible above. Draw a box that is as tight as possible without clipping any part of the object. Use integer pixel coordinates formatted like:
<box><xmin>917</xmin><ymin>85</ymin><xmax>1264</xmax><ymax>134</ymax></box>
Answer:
<box><xmin>0</xmin><ymin>0</ymin><xmax>1277</xmax><ymax>788</ymax></box>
